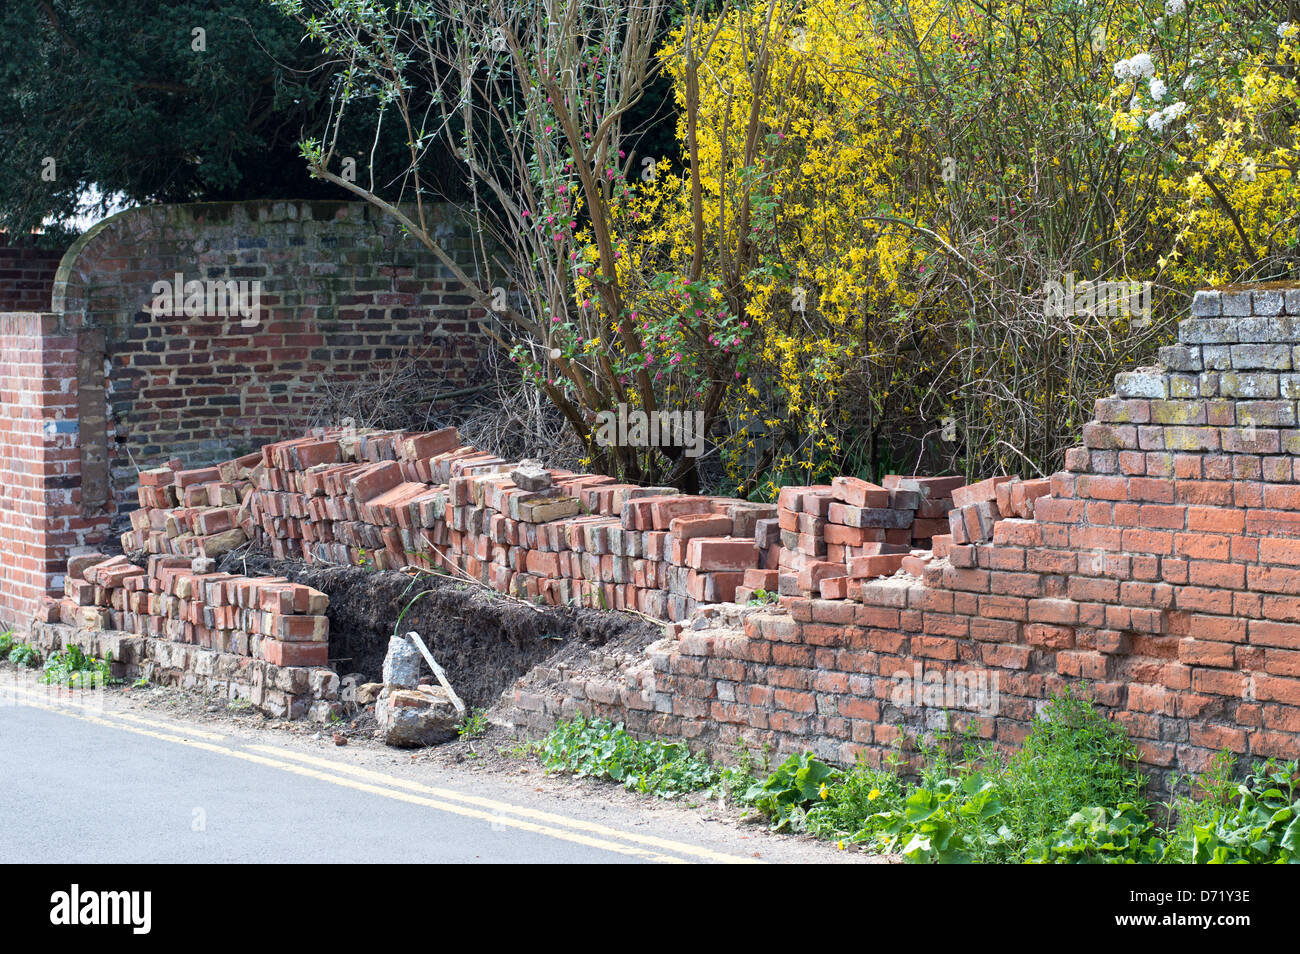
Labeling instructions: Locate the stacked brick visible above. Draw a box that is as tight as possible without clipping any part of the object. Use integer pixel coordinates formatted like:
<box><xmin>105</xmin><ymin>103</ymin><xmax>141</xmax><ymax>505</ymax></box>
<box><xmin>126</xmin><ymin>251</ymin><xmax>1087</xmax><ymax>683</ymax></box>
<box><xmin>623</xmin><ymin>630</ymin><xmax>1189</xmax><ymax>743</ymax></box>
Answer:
<box><xmin>122</xmin><ymin>455</ymin><xmax>262</xmax><ymax>559</ymax></box>
<box><xmin>755</xmin><ymin>476</ymin><xmax>966</xmax><ymax>601</ymax></box>
<box><xmin>49</xmin><ymin>553</ymin><xmax>330</xmax><ymax>667</ymax></box>
<box><xmin>111</xmin><ymin>424</ymin><xmax>986</xmax><ymax>626</ymax></box>
<box><xmin>940</xmin><ymin>475</ymin><xmax>1051</xmax><ymax>547</ymax></box>
<box><xmin>108</xmin><ymin>422</ymin><xmax>789</xmax><ymax>622</ymax></box>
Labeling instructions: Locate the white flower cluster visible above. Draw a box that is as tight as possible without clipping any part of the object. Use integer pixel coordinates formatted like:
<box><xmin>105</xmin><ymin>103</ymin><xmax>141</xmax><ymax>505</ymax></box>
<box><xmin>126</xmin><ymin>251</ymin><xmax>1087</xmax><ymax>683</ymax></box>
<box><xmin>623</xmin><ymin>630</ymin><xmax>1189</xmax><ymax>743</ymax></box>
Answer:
<box><xmin>1149</xmin><ymin>77</ymin><xmax>1167</xmax><ymax>101</ymax></box>
<box><xmin>1113</xmin><ymin>52</ymin><xmax>1155</xmax><ymax>80</ymax></box>
<box><xmin>1146</xmin><ymin>100</ymin><xmax>1188</xmax><ymax>131</ymax></box>
<box><xmin>1165</xmin><ymin>0</ymin><xmax>1186</xmax><ymax>15</ymax></box>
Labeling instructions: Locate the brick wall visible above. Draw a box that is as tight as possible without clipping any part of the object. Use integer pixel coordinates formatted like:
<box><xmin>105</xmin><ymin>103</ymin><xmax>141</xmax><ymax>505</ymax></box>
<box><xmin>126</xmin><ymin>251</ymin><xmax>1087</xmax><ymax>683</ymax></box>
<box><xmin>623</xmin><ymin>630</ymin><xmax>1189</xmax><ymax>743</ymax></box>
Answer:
<box><xmin>505</xmin><ymin>287</ymin><xmax>1300</xmax><ymax>791</ymax></box>
<box><xmin>0</xmin><ymin>200</ymin><xmax>490</xmax><ymax>627</ymax></box>
<box><xmin>0</xmin><ymin>313</ymin><xmax>81</xmax><ymax>628</ymax></box>
<box><xmin>0</xmin><ymin>243</ymin><xmax>64</xmax><ymax>312</ymax></box>
<box><xmin>53</xmin><ymin>199</ymin><xmax>490</xmax><ymax>519</ymax></box>
<box><xmin>12</xmin><ymin>278</ymin><xmax>1300</xmax><ymax>779</ymax></box>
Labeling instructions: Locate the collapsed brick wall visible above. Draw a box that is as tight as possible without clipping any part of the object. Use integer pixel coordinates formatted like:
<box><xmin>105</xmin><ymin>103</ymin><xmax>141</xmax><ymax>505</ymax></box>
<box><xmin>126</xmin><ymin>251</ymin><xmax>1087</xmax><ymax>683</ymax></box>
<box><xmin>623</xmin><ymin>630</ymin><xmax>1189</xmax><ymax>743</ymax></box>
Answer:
<box><xmin>505</xmin><ymin>288</ymin><xmax>1300</xmax><ymax>791</ymax></box>
<box><xmin>0</xmin><ymin>200</ymin><xmax>491</xmax><ymax>627</ymax></box>
<box><xmin>13</xmin><ymin>283</ymin><xmax>1300</xmax><ymax>785</ymax></box>
<box><xmin>0</xmin><ymin>243</ymin><xmax>65</xmax><ymax>311</ymax></box>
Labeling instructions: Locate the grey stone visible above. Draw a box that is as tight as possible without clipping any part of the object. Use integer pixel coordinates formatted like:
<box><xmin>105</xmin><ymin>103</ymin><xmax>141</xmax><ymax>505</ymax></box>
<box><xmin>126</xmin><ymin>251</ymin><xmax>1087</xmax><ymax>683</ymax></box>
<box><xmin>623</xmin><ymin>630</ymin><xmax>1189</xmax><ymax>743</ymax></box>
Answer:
<box><xmin>382</xmin><ymin>634</ymin><xmax>423</xmax><ymax>689</ymax></box>
<box><xmin>1222</xmin><ymin>291</ymin><xmax>1254</xmax><ymax>316</ymax></box>
<box><xmin>375</xmin><ymin>687</ymin><xmax>458</xmax><ymax>747</ymax></box>
<box><xmin>1179</xmin><ymin>318</ymin><xmax>1237</xmax><ymax>344</ymax></box>
<box><xmin>1190</xmin><ymin>290</ymin><xmax>1222</xmax><ymax>316</ymax></box>
<box><xmin>1202</xmin><ymin>345</ymin><xmax>1232</xmax><ymax>370</ymax></box>
<box><xmin>1254</xmin><ymin>290</ymin><xmax>1286</xmax><ymax>316</ymax></box>
<box><xmin>191</xmin><ymin>557</ymin><xmax>216</xmax><ymax>574</ymax></box>
<box><xmin>1230</xmin><ymin>343</ymin><xmax>1292</xmax><ymax>370</ymax></box>
<box><xmin>1157</xmin><ymin>345</ymin><xmax>1202</xmax><ymax>372</ymax></box>
<box><xmin>510</xmin><ymin>459</ymin><xmax>553</xmax><ymax>492</ymax></box>
<box><xmin>1237</xmin><ymin>317</ymin><xmax>1300</xmax><ymax>343</ymax></box>
<box><xmin>1286</xmin><ymin>289</ymin><xmax>1300</xmax><ymax>315</ymax></box>
<box><xmin>1115</xmin><ymin>370</ymin><xmax>1168</xmax><ymax>399</ymax></box>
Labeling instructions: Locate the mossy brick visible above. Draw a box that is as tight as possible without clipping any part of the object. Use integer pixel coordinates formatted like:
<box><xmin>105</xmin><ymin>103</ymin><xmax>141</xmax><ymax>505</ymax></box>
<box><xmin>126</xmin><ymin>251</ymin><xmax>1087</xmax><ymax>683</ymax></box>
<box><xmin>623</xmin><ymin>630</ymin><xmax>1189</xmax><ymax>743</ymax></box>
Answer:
<box><xmin>1162</xmin><ymin>426</ymin><xmax>1220</xmax><ymax>451</ymax></box>
<box><xmin>1222</xmin><ymin>427</ymin><xmax>1280</xmax><ymax>454</ymax></box>
<box><xmin>1168</xmin><ymin>374</ymin><xmax>1200</xmax><ymax>399</ymax></box>
<box><xmin>1230</xmin><ymin>343</ymin><xmax>1292</xmax><ymax>370</ymax></box>
<box><xmin>1150</xmin><ymin>400</ymin><xmax>1206</xmax><ymax>426</ymax></box>
<box><xmin>1094</xmin><ymin>398</ymin><xmax>1150</xmax><ymax>423</ymax></box>
<box><xmin>1083</xmin><ymin>423</ymin><xmax>1138</xmax><ymax>450</ymax></box>
<box><xmin>1219</xmin><ymin>372</ymin><xmax>1280</xmax><ymax>399</ymax></box>
<box><xmin>1180</xmin><ymin>318</ymin><xmax>1236</xmax><ymax>344</ymax></box>
<box><xmin>1235</xmin><ymin>400</ymin><xmax>1297</xmax><ymax>427</ymax></box>
<box><xmin>1278</xmin><ymin>376</ymin><xmax>1300</xmax><ymax>400</ymax></box>
<box><xmin>1204</xmin><ymin>400</ymin><xmax>1236</xmax><ymax>426</ymax></box>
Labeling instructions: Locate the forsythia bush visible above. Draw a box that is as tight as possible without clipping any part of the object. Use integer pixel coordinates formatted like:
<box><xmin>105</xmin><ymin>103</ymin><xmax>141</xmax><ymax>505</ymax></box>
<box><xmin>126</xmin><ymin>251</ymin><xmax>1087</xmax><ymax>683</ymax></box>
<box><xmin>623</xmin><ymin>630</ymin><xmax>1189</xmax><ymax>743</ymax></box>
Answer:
<box><xmin>599</xmin><ymin>0</ymin><xmax>1300</xmax><ymax>496</ymax></box>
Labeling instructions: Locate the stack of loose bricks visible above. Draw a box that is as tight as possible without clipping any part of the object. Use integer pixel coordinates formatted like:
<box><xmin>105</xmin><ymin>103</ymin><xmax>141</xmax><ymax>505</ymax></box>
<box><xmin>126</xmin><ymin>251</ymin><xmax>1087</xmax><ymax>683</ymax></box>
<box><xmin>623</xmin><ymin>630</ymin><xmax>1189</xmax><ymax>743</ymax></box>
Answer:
<box><xmin>738</xmin><ymin>474</ymin><xmax>969</xmax><ymax>602</ymax></box>
<box><xmin>44</xmin><ymin>418</ymin><xmax>1012</xmax><ymax>660</ymax></box>
<box><xmin>51</xmin><ymin>551</ymin><xmax>330</xmax><ymax>667</ymax></box>
<box><xmin>49</xmin><ymin>452</ymin><xmax>333</xmax><ymax>666</ymax></box>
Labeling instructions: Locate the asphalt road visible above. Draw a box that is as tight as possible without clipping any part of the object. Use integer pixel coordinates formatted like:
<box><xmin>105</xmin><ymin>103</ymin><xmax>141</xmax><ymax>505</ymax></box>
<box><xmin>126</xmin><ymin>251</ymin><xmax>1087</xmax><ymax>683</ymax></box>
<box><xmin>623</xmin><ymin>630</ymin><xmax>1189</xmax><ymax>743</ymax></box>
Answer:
<box><xmin>0</xmin><ymin>676</ymin><xmax>855</xmax><ymax>864</ymax></box>
<box><xmin>2</xmin><ymin>703</ymin><xmax>640</xmax><ymax>863</ymax></box>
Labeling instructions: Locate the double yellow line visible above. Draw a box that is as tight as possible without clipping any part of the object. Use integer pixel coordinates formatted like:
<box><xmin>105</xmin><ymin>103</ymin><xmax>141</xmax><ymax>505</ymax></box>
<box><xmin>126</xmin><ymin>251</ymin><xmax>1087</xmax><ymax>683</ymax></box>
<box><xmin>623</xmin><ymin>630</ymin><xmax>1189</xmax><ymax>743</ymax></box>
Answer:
<box><xmin>5</xmin><ymin>682</ymin><xmax>760</xmax><ymax>864</ymax></box>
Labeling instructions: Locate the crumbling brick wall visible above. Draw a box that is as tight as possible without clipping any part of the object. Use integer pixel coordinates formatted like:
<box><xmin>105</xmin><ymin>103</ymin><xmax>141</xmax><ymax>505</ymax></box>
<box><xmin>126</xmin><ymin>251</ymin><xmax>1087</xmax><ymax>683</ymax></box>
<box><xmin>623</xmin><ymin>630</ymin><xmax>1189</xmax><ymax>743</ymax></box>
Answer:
<box><xmin>506</xmin><ymin>288</ymin><xmax>1300</xmax><ymax>791</ymax></box>
<box><xmin>12</xmin><ymin>281</ymin><xmax>1300</xmax><ymax>782</ymax></box>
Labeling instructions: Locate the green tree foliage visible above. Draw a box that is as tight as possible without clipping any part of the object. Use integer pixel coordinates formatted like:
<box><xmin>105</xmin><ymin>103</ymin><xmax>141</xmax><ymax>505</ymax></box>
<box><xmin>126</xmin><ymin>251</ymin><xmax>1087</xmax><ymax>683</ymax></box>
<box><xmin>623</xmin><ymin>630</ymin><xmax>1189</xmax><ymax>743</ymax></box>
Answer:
<box><xmin>0</xmin><ymin>0</ymin><xmax>434</xmax><ymax>240</ymax></box>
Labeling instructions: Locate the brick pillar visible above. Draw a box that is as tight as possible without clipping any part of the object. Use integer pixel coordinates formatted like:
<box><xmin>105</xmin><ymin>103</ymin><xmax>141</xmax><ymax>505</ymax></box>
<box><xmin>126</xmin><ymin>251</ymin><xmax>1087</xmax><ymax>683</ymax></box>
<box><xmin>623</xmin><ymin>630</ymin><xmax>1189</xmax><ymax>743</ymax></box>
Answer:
<box><xmin>0</xmin><ymin>312</ymin><xmax>82</xmax><ymax>630</ymax></box>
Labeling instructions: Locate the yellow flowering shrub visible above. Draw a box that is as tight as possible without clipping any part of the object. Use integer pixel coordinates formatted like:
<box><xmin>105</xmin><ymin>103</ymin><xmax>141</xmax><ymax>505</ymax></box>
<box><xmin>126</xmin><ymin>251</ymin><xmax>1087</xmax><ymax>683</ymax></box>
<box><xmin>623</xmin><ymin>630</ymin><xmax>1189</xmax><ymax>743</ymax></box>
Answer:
<box><xmin>601</xmin><ymin>0</ymin><xmax>1300</xmax><ymax>496</ymax></box>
